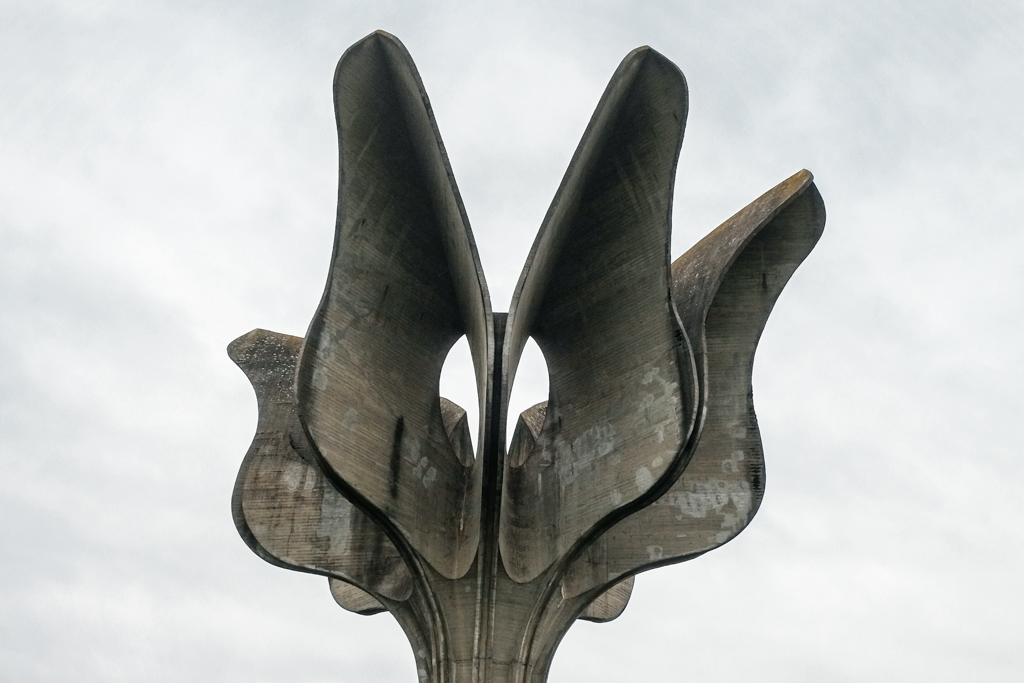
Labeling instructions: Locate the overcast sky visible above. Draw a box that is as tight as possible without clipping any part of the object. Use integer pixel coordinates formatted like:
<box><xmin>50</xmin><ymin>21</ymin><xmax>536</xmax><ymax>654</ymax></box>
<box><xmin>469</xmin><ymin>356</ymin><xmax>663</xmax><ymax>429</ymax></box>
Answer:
<box><xmin>2</xmin><ymin>1</ymin><xmax>1022</xmax><ymax>681</ymax></box>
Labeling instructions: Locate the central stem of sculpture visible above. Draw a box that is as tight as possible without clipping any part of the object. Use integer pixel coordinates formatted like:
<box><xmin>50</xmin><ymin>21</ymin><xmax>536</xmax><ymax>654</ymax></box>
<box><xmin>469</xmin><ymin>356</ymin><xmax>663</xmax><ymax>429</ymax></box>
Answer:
<box><xmin>228</xmin><ymin>30</ymin><xmax>824</xmax><ymax>683</ymax></box>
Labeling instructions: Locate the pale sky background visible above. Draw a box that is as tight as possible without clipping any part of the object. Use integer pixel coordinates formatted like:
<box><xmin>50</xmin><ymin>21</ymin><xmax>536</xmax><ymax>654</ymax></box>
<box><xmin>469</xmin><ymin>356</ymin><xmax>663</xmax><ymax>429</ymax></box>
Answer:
<box><xmin>2</xmin><ymin>1</ymin><xmax>1022</xmax><ymax>681</ymax></box>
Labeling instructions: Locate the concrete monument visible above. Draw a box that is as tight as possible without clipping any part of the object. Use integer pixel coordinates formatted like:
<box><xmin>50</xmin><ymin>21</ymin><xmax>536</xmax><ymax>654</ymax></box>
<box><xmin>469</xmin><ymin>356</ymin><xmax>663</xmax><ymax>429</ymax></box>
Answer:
<box><xmin>229</xmin><ymin>30</ymin><xmax>825</xmax><ymax>683</ymax></box>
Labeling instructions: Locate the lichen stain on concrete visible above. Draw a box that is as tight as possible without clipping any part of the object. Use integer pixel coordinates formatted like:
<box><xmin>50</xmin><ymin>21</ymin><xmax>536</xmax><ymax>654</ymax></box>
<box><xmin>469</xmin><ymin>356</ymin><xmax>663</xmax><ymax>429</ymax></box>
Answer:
<box><xmin>228</xmin><ymin>33</ymin><xmax>826</xmax><ymax>681</ymax></box>
<box><xmin>341</xmin><ymin>407</ymin><xmax>358</xmax><ymax>432</ymax></box>
<box><xmin>721</xmin><ymin>449</ymin><xmax>745</xmax><ymax>474</ymax></box>
<box><xmin>412</xmin><ymin>456</ymin><xmax>438</xmax><ymax>489</ymax></box>
<box><xmin>282</xmin><ymin>460</ymin><xmax>305</xmax><ymax>492</ymax></box>
<box><xmin>667</xmin><ymin>479</ymin><xmax>753</xmax><ymax>533</ymax></box>
<box><xmin>319</xmin><ymin>483</ymin><xmax>355</xmax><ymax>556</ymax></box>
<box><xmin>636</xmin><ymin>364</ymin><xmax>683</xmax><ymax>464</ymax></box>
<box><xmin>638</xmin><ymin>364</ymin><xmax>682</xmax><ymax>423</ymax></box>
<box><xmin>553</xmin><ymin>419</ymin><xmax>616</xmax><ymax>486</ymax></box>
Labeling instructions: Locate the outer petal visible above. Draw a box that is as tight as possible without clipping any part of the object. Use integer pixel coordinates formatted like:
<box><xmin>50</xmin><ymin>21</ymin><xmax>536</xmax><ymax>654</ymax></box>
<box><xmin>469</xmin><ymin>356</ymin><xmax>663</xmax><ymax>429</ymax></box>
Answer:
<box><xmin>560</xmin><ymin>170</ymin><xmax>826</xmax><ymax>598</ymax></box>
<box><xmin>295</xmin><ymin>32</ymin><xmax>492</xmax><ymax>579</ymax></box>
<box><xmin>229</xmin><ymin>329</ymin><xmax>413</xmax><ymax>602</ymax></box>
<box><xmin>499</xmin><ymin>46</ymin><xmax>698</xmax><ymax>583</ymax></box>
<box><xmin>329</xmin><ymin>578</ymin><xmax>386</xmax><ymax>616</ymax></box>
<box><xmin>577</xmin><ymin>576</ymin><xmax>634</xmax><ymax>623</ymax></box>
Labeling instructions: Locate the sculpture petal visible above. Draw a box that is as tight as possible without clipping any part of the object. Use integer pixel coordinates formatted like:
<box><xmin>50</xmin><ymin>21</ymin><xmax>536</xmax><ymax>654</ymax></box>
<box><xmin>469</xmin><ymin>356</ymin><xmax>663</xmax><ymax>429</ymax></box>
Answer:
<box><xmin>500</xmin><ymin>46</ymin><xmax>698</xmax><ymax>583</ymax></box>
<box><xmin>329</xmin><ymin>577</ymin><xmax>387</xmax><ymax>616</ymax></box>
<box><xmin>229</xmin><ymin>329</ymin><xmax>413</xmax><ymax>602</ymax></box>
<box><xmin>560</xmin><ymin>170</ymin><xmax>826</xmax><ymax>598</ymax></box>
<box><xmin>577</xmin><ymin>576</ymin><xmax>634</xmax><ymax>623</ymax></box>
<box><xmin>295</xmin><ymin>31</ymin><xmax>492</xmax><ymax>579</ymax></box>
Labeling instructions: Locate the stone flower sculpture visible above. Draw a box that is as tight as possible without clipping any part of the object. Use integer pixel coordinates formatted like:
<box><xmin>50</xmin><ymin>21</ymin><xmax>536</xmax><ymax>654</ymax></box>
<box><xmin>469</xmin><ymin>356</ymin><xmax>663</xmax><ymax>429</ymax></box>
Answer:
<box><xmin>229</xmin><ymin>30</ymin><xmax>824</xmax><ymax>683</ymax></box>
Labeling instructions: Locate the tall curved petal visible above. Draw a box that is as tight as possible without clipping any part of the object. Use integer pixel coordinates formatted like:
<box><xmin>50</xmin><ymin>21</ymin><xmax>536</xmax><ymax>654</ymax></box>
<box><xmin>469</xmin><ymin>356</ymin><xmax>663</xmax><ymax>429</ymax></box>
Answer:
<box><xmin>559</xmin><ymin>170</ymin><xmax>826</xmax><ymax>598</ymax></box>
<box><xmin>295</xmin><ymin>32</ymin><xmax>492</xmax><ymax>579</ymax></box>
<box><xmin>499</xmin><ymin>46</ymin><xmax>698</xmax><ymax>583</ymax></box>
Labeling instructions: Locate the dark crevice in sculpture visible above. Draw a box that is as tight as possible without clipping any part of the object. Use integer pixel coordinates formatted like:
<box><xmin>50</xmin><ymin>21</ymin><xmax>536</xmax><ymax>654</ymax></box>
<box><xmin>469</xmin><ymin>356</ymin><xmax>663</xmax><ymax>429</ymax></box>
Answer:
<box><xmin>228</xmin><ymin>30</ymin><xmax>825</xmax><ymax>683</ymax></box>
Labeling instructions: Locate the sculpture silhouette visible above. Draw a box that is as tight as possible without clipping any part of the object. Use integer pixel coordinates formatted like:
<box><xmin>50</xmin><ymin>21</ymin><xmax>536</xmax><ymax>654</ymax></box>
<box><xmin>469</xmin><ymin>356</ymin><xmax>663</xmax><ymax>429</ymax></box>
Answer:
<box><xmin>229</xmin><ymin>30</ymin><xmax>825</xmax><ymax>683</ymax></box>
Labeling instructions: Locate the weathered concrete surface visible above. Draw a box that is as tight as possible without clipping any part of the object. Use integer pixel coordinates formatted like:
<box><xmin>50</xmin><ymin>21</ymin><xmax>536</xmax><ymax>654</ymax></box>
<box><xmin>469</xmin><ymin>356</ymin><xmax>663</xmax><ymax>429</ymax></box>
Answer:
<box><xmin>329</xmin><ymin>577</ymin><xmax>386</xmax><ymax>616</ymax></box>
<box><xmin>577</xmin><ymin>577</ymin><xmax>634</xmax><ymax>623</ymax></box>
<box><xmin>229</xmin><ymin>329</ymin><xmax>412</xmax><ymax>602</ymax></box>
<box><xmin>295</xmin><ymin>31</ymin><xmax>492</xmax><ymax>581</ymax></box>
<box><xmin>229</xmin><ymin>30</ymin><xmax>825</xmax><ymax>683</ymax></box>
<box><xmin>557</xmin><ymin>170</ymin><xmax>826</xmax><ymax>601</ymax></box>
